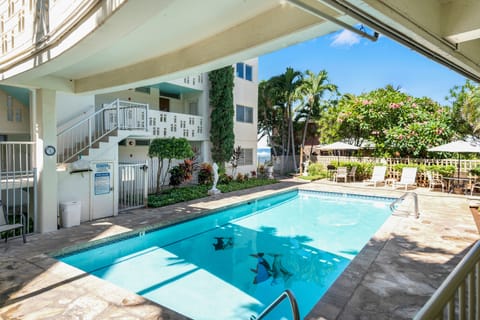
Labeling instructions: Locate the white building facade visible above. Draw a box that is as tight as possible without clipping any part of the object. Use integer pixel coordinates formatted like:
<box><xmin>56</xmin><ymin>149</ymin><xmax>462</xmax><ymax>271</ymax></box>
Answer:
<box><xmin>0</xmin><ymin>59</ymin><xmax>259</xmax><ymax>233</ymax></box>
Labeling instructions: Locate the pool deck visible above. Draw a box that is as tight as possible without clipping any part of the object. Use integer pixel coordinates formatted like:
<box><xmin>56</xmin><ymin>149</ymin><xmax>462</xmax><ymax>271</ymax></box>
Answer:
<box><xmin>1</xmin><ymin>178</ymin><xmax>479</xmax><ymax>319</ymax></box>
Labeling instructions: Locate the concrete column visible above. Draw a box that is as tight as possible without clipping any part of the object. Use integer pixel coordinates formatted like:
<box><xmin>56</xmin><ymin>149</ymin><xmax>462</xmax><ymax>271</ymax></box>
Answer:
<box><xmin>34</xmin><ymin>88</ymin><xmax>58</xmax><ymax>233</ymax></box>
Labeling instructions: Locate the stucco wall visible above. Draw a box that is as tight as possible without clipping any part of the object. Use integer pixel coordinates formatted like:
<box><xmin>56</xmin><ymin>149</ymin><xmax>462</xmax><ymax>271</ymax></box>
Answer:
<box><xmin>56</xmin><ymin>92</ymin><xmax>95</xmax><ymax>130</ymax></box>
<box><xmin>0</xmin><ymin>90</ymin><xmax>30</xmax><ymax>136</ymax></box>
<box><xmin>232</xmin><ymin>58</ymin><xmax>259</xmax><ymax>175</ymax></box>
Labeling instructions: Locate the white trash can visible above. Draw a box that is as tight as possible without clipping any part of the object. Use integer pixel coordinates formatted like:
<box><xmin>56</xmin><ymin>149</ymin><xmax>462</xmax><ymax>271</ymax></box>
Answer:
<box><xmin>60</xmin><ymin>201</ymin><xmax>81</xmax><ymax>228</ymax></box>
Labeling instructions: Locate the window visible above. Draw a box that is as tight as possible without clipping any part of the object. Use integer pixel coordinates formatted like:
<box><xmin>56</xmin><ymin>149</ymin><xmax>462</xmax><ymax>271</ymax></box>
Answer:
<box><xmin>18</xmin><ymin>10</ymin><xmax>25</xmax><ymax>32</ymax></box>
<box><xmin>236</xmin><ymin>62</ymin><xmax>253</xmax><ymax>81</ymax></box>
<box><xmin>245</xmin><ymin>64</ymin><xmax>252</xmax><ymax>81</ymax></box>
<box><xmin>236</xmin><ymin>105</ymin><xmax>253</xmax><ymax>123</ymax></box>
<box><xmin>7</xmin><ymin>96</ymin><xmax>13</xmax><ymax>121</ymax></box>
<box><xmin>15</xmin><ymin>107</ymin><xmax>22</xmax><ymax>122</ymax></box>
<box><xmin>236</xmin><ymin>63</ymin><xmax>244</xmax><ymax>78</ymax></box>
<box><xmin>239</xmin><ymin>148</ymin><xmax>253</xmax><ymax>166</ymax></box>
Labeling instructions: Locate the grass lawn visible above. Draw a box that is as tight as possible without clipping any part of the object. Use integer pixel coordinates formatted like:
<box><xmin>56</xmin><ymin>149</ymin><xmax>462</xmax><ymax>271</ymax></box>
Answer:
<box><xmin>148</xmin><ymin>178</ymin><xmax>278</xmax><ymax>207</ymax></box>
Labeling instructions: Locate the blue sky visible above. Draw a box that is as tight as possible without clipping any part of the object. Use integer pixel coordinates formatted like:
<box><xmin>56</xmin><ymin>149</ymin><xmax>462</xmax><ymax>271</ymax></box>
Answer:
<box><xmin>258</xmin><ymin>30</ymin><xmax>468</xmax><ymax>105</ymax></box>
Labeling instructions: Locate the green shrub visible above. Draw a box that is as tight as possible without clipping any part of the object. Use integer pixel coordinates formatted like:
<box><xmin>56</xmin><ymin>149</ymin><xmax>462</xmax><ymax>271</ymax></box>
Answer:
<box><xmin>169</xmin><ymin>166</ymin><xmax>184</xmax><ymax>187</ymax></box>
<box><xmin>471</xmin><ymin>166</ymin><xmax>480</xmax><ymax>176</ymax></box>
<box><xmin>219</xmin><ymin>173</ymin><xmax>233</xmax><ymax>184</ymax></box>
<box><xmin>307</xmin><ymin>163</ymin><xmax>323</xmax><ymax>176</ymax></box>
<box><xmin>148</xmin><ymin>178</ymin><xmax>278</xmax><ymax>207</ymax></box>
<box><xmin>198</xmin><ymin>163</ymin><xmax>213</xmax><ymax>185</ymax></box>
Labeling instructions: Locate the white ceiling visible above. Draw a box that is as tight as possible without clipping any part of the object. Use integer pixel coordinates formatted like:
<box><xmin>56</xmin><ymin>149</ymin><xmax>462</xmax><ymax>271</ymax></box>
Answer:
<box><xmin>1</xmin><ymin>0</ymin><xmax>479</xmax><ymax>94</ymax></box>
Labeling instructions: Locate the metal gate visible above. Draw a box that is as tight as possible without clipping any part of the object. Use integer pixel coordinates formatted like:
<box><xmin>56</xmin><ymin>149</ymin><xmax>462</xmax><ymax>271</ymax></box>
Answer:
<box><xmin>118</xmin><ymin>161</ymin><xmax>148</xmax><ymax>212</ymax></box>
<box><xmin>0</xmin><ymin>142</ymin><xmax>37</xmax><ymax>236</ymax></box>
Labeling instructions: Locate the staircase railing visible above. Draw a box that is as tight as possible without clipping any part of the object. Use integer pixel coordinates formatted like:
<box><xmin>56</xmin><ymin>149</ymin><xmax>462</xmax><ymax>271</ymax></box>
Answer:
<box><xmin>414</xmin><ymin>240</ymin><xmax>480</xmax><ymax>320</ymax></box>
<box><xmin>390</xmin><ymin>192</ymin><xmax>419</xmax><ymax>219</ymax></box>
<box><xmin>57</xmin><ymin>99</ymin><xmax>148</xmax><ymax>163</ymax></box>
<box><xmin>250</xmin><ymin>289</ymin><xmax>300</xmax><ymax>320</ymax></box>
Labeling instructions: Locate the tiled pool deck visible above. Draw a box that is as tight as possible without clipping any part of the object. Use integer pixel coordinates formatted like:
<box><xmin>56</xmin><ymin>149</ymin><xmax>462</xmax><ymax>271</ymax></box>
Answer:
<box><xmin>1</xmin><ymin>178</ymin><xmax>479</xmax><ymax>319</ymax></box>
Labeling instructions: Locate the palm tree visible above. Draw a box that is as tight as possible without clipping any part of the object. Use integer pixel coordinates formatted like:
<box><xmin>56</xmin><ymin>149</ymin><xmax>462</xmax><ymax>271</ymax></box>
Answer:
<box><xmin>271</xmin><ymin>67</ymin><xmax>303</xmax><ymax>173</ymax></box>
<box><xmin>295</xmin><ymin>70</ymin><xmax>338</xmax><ymax>167</ymax></box>
<box><xmin>258</xmin><ymin>80</ymin><xmax>282</xmax><ymax>158</ymax></box>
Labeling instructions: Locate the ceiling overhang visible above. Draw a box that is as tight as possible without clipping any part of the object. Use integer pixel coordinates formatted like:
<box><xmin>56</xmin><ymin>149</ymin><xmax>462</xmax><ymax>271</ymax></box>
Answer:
<box><xmin>0</xmin><ymin>0</ymin><xmax>478</xmax><ymax>95</ymax></box>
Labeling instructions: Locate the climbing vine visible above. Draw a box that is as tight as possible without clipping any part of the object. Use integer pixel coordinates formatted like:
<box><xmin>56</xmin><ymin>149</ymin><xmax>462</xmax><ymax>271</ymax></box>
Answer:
<box><xmin>209</xmin><ymin>66</ymin><xmax>235</xmax><ymax>166</ymax></box>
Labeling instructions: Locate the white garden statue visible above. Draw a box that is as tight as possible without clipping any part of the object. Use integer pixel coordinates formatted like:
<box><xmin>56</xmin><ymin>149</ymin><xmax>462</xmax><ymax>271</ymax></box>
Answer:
<box><xmin>302</xmin><ymin>160</ymin><xmax>309</xmax><ymax>176</ymax></box>
<box><xmin>208</xmin><ymin>162</ymin><xmax>221</xmax><ymax>195</ymax></box>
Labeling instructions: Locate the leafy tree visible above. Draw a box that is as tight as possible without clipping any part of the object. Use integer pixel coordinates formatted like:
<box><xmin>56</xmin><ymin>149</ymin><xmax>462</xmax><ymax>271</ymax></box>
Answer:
<box><xmin>258</xmin><ymin>80</ymin><xmax>283</xmax><ymax>158</ymax></box>
<box><xmin>318</xmin><ymin>85</ymin><xmax>454</xmax><ymax>157</ymax></box>
<box><xmin>447</xmin><ymin>80</ymin><xmax>480</xmax><ymax>138</ymax></box>
<box><xmin>148</xmin><ymin>137</ymin><xmax>194</xmax><ymax>193</ymax></box>
<box><xmin>209</xmin><ymin>66</ymin><xmax>235</xmax><ymax>166</ymax></box>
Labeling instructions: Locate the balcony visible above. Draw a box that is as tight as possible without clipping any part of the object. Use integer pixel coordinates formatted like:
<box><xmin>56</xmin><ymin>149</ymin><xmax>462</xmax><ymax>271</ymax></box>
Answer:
<box><xmin>147</xmin><ymin>110</ymin><xmax>206</xmax><ymax>141</ymax></box>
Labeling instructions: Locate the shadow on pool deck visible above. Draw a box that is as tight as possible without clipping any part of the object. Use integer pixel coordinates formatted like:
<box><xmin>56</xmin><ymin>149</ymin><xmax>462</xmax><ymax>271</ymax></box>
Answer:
<box><xmin>0</xmin><ymin>178</ymin><xmax>479</xmax><ymax>319</ymax></box>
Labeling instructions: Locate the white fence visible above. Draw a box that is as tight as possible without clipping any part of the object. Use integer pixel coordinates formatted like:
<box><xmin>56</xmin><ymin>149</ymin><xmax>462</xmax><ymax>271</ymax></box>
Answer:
<box><xmin>311</xmin><ymin>155</ymin><xmax>480</xmax><ymax>173</ymax></box>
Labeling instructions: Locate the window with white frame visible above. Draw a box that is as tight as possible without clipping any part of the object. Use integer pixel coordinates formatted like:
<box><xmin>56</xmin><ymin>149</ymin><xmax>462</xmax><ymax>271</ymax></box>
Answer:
<box><xmin>239</xmin><ymin>148</ymin><xmax>253</xmax><ymax>166</ymax></box>
<box><xmin>236</xmin><ymin>62</ymin><xmax>253</xmax><ymax>81</ymax></box>
<box><xmin>236</xmin><ymin>105</ymin><xmax>253</xmax><ymax>123</ymax></box>
<box><xmin>7</xmin><ymin>96</ymin><xmax>13</xmax><ymax>121</ymax></box>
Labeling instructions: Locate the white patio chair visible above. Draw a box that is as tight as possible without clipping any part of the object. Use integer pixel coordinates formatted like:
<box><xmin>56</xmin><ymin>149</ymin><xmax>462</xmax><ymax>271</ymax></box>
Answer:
<box><xmin>393</xmin><ymin>167</ymin><xmax>418</xmax><ymax>191</ymax></box>
<box><xmin>348</xmin><ymin>166</ymin><xmax>357</xmax><ymax>182</ymax></box>
<box><xmin>426</xmin><ymin>171</ymin><xmax>445</xmax><ymax>192</ymax></box>
<box><xmin>363</xmin><ymin>166</ymin><xmax>387</xmax><ymax>187</ymax></box>
<box><xmin>334</xmin><ymin>167</ymin><xmax>348</xmax><ymax>183</ymax></box>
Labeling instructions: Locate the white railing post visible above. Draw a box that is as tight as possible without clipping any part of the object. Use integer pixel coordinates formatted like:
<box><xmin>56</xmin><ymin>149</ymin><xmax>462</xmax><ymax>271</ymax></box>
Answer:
<box><xmin>144</xmin><ymin>104</ymin><xmax>148</xmax><ymax>132</ymax></box>
<box><xmin>116</xmin><ymin>98</ymin><xmax>120</xmax><ymax>129</ymax></box>
<box><xmin>143</xmin><ymin>160</ymin><xmax>149</xmax><ymax>205</ymax></box>
<box><xmin>415</xmin><ymin>240</ymin><xmax>480</xmax><ymax>319</ymax></box>
<box><xmin>88</xmin><ymin>116</ymin><xmax>92</xmax><ymax>147</ymax></box>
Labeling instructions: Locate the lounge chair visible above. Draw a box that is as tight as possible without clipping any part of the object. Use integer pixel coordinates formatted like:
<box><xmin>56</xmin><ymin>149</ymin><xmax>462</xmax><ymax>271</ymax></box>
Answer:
<box><xmin>426</xmin><ymin>171</ymin><xmax>445</xmax><ymax>192</ymax></box>
<box><xmin>393</xmin><ymin>167</ymin><xmax>418</xmax><ymax>191</ymax></box>
<box><xmin>0</xmin><ymin>200</ymin><xmax>26</xmax><ymax>243</ymax></box>
<box><xmin>363</xmin><ymin>166</ymin><xmax>387</xmax><ymax>187</ymax></box>
<box><xmin>334</xmin><ymin>167</ymin><xmax>348</xmax><ymax>182</ymax></box>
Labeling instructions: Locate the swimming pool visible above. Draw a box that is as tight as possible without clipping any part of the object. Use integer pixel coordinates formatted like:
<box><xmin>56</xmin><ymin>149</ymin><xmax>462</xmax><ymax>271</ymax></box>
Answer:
<box><xmin>57</xmin><ymin>190</ymin><xmax>394</xmax><ymax>319</ymax></box>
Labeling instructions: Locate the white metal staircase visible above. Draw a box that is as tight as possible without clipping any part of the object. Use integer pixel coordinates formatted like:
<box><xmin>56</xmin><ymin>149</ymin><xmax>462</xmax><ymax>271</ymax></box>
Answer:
<box><xmin>57</xmin><ymin>99</ymin><xmax>149</xmax><ymax>163</ymax></box>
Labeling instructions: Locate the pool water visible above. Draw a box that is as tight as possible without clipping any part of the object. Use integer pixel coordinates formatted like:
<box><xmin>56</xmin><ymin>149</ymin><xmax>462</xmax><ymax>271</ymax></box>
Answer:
<box><xmin>58</xmin><ymin>190</ymin><xmax>394</xmax><ymax>319</ymax></box>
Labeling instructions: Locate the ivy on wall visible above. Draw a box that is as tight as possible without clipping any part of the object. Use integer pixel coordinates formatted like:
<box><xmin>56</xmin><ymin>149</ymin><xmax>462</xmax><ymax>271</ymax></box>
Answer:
<box><xmin>209</xmin><ymin>66</ymin><xmax>235</xmax><ymax>166</ymax></box>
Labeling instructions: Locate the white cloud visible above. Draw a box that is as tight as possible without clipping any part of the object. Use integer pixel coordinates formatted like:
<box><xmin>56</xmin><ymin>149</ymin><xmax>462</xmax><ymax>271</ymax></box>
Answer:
<box><xmin>330</xmin><ymin>30</ymin><xmax>361</xmax><ymax>47</ymax></box>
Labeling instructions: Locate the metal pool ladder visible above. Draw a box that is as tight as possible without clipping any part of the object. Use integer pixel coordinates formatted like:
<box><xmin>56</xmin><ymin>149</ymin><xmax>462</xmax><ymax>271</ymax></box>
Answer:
<box><xmin>250</xmin><ymin>289</ymin><xmax>300</xmax><ymax>320</ymax></box>
<box><xmin>390</xmin><ymin>192</ymin><xmax>419</xmax><ymax>219</ymax></box>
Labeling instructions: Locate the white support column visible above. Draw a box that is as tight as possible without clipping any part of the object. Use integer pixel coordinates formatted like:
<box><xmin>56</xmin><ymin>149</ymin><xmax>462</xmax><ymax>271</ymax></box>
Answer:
<box><xmin>34</xmin><ymin>88</ymin><xmax>58</xmax><ymax>233</ymax></box>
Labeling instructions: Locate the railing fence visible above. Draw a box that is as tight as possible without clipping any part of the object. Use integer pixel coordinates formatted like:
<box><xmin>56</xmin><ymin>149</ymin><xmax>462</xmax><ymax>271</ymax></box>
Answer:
<box><xmin>0</xmin><ymin>142</ymin><xmax>37</xmax><ymax>235</ymax></box>
<box><xmin>57</xmin><ymin>99</ymin><xmax>149</xmax><ymax>163</ymax></box>
<box><xmin>118</xmin><ymin>161</ymin><xmax>148</xmax><ymax>212</ymax></box>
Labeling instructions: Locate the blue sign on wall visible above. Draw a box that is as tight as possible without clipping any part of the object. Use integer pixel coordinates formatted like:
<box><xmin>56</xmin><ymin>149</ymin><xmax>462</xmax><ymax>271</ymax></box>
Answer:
<box><xmin>94</xmin><ymin>172</ymin><xmax>110</xmax><ymax>195</ymax></box>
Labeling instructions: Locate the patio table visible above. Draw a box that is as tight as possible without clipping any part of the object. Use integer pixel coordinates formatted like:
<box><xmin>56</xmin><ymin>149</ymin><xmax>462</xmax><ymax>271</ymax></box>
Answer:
<box><xmin>443</xmin><ymin>176</ymin><xmax>476</xmax><ymax>194</ymax></box>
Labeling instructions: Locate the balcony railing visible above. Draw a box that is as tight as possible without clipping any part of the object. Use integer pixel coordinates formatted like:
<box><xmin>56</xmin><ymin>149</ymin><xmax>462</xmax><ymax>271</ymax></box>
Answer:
<box><xmin>415</xmin><ymin>240</ymin><xmax>480</xmax><ymax>319</ymax></box>
<box><xmin>148</xmin><ymin>110</ymin><xmax>206</xmax><ymax>141</ymax></box>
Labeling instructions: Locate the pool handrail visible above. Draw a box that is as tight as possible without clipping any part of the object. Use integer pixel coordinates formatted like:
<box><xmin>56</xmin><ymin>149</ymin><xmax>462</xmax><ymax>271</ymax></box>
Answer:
<box><xmin>390</xmin><ymin>192</ymin><xmax>419</xmax><ymax>219</ymax></box>
<box><xmin>250</xmin><ymin>289</ymin><xmax>300</xmax><ymax>320</ymax></box>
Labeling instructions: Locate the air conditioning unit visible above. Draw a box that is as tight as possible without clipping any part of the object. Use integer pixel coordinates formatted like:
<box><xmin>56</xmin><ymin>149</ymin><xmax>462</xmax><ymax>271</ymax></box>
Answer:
<box><xmin>126</xmin><ymin>139</ymin><xmax>136</xmax><ymax>147</ymax></box>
